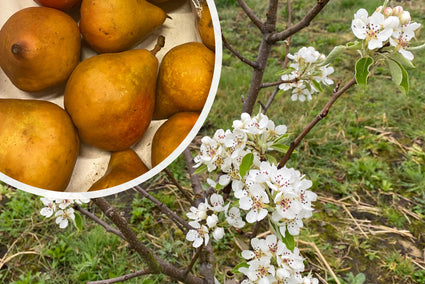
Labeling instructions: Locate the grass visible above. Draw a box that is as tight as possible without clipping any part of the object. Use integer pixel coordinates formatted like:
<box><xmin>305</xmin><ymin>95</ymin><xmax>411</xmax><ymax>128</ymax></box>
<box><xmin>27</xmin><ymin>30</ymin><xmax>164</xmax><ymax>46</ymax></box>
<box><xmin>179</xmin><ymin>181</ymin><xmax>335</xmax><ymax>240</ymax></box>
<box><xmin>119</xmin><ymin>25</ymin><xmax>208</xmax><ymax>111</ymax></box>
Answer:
<box><xmin>1</xmin><ymin>0</ymin><xmax>425</xmax><ymax>283</ymax></box>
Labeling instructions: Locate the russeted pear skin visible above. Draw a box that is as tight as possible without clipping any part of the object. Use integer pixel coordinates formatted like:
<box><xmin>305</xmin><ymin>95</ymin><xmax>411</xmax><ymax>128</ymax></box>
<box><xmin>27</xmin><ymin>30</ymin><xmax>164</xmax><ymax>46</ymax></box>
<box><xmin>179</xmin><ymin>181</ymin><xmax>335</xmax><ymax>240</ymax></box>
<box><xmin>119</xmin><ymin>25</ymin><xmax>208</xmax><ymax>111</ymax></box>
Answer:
<box><xmin>197</xmin><ymin>1</ymin><xmax>215</xmax><ymax>51</ymax></box>
<box><xmin>153</xmin><ymin>42</ymin><xmax>215</xmax><ymax>119</ymax></box>
<box><xmin>151</xmin><ymin>112</ymin><xmax>200</xmax><ymax>167</ymax></box>
<box><xmin>89</xmin><ymin>149</ymin><xmax>149</xmax><ymax>191</ymax></box>
<box><xmin>64</xmin><ymin>39</ymin><xmax>163</xmax><ymax>152</ymax></box>
<box><xmin>80</xmin><ymin>0</ymin><xmax>166</xmax><ymax>53</ymax></box>
<box><xmin>0</xmin><ymin>7</ymin><xmax>81</xmax><ymax>92</ymax></box>
<box><xmin>0</xmin><ymin>99</ymin><xmax>79</xmax><ymax>191</ymax></box>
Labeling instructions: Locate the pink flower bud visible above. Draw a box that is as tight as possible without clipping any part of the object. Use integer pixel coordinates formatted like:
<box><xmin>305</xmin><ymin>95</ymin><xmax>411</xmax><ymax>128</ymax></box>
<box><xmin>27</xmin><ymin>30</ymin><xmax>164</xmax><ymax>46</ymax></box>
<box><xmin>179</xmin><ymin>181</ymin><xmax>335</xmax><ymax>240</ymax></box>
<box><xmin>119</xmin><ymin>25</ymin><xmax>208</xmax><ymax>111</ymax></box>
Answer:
<box><xmin>400</xmin><ymin>11</ymin><xmax>411</xmax><ymax>25</ymax></box>
<box><xmin>392</xmin><ymin>6</ymin><xmax>403</xmax><ymax>17</ymax></box>
<box><xmin>383</xmin><ymin>7</ymin><xmax>393</xmax><ymax>17</ymax></box>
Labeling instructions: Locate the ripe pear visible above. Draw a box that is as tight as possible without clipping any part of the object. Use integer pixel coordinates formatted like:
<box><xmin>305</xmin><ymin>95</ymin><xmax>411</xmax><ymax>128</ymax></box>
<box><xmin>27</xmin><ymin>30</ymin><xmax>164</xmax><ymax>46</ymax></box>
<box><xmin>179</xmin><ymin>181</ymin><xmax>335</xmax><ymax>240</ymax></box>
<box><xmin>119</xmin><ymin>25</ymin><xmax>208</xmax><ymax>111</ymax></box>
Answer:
<box><xmin>64</xmin><ymin>37</ymin><xmax>165</xmax><ymax>152</ymax></box>
<box><xmin>197</xmin><ymin>1</ymin><xmax>215</xmax><ymax>51</ymax></box>
<box><xmin>35</xmin><ymin>0</ymin><xmax>81</xmax><ymax>11</ymax></box>
<box><xmin>153</xmin><ymin>42</ymin><xmax>214</xmax><ymax>119</ymax></box>
<box><xmin>0</xmin><ymin>99</ymin><xmax>79</xmax><ymax>191</ymax></box>
<box><xmin>88</xmin><ymin>149</ymin><xmax>149</xmax><ymax>191</ymax></box>
<box><xmin>151</xmin><ymin>112</ymin><xmax>200</xmax><ymax>167</ymax></box>
<box><xmin>80</xmin><ymin>0</ymin><xmax>166</xmax><ymax>53</ymax></box>
<box><xmin>0</xmin><ymin>7</ymin><xmax>81</xmax><ymax>92</ymax></box>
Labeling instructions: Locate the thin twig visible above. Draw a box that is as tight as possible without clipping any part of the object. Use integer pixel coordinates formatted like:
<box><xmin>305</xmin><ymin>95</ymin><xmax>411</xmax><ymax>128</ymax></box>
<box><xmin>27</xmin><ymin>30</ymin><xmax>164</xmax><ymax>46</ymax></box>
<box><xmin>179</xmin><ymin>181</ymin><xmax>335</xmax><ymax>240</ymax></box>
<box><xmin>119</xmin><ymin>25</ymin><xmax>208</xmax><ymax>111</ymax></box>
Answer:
<box><xmin>278</xmin><ymin>77</ymin><xmax>357</xmax><ymax>168</ymax></box>
<box><xmin>237</xmin><ymin>0</ymin><xmax>263</xmax><ymax>30</ymax></box>
<box><xmin>86</xmin><ymin>269</ymin><xmax>151</xmax><ymax>284</ymax></box>
<box><xmin>260</xmin><ymin>77</ymin><xmax>299</xmax><ymax>88</ymax></box>
<box><xmin>163</xmin><ymin>168</ymin><xmax>193</xmax><ymax>203</ymax></box>
<box><xmin>184</xmin><ymin>245</ymin><xmax>204</xmax><ymax>277</ymax></box>
<box><xmin>92</xmin><ymin>197</ymin><xmax>204</xmax><ymax>284</ymax></box>
<box><xmin>133</xmin><ymin>185</ymin><xmax>191</xmax><ymax>233</ymax></box>
<box><xmin>75</xmin><ymin>205</ymin><xmax>125</xmax><ymax>240</ymax></box>
<box><xmin>267</xmin><ymin>0</ymin><xmax>331</xmax><ymax>43</ymax></box>
<box><xmin>222</xmin><ymin>35</ymin><xmax>258</xmax><ymax>69</ymax></box>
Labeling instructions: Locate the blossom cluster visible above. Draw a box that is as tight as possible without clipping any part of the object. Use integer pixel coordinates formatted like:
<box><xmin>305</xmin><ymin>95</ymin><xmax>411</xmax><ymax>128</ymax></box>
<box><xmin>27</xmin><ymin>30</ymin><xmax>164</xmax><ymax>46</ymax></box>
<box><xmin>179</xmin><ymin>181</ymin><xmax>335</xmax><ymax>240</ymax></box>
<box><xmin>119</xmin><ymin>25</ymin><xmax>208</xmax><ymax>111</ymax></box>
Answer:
<box><xmin>351</xmin><ymin>5</ymin><xmax>421</xmax><ymax>60</ymax></box>
<box><xmin>239</xmin><ymin>235</ymin><xmax>318</xmax><ymax>284</ymax></box>
<box><xmin>191</xmin><ymin>112</ymin><xmax>318</xmax><ymax>283</ymax></box>
<box><xmin>278</xmin><ymin>46</ymin><xmax>335</xmax><ymax>102</ymax></box>
<box><xmin>40</xmin><ymin>197</ymin><xmax>89</xmax><ymax>229</ymax></box>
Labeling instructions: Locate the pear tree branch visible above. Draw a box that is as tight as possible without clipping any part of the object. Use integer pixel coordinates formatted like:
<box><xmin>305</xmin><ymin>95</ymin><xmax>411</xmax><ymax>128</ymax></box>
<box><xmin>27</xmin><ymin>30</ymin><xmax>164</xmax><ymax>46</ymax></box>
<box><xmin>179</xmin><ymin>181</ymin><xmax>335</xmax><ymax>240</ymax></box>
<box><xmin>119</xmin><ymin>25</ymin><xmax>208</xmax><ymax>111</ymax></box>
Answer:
<box><xmin>278</xmin><ymin>77</ymin><xmax>357</xmax><ymax>168</ymax></box>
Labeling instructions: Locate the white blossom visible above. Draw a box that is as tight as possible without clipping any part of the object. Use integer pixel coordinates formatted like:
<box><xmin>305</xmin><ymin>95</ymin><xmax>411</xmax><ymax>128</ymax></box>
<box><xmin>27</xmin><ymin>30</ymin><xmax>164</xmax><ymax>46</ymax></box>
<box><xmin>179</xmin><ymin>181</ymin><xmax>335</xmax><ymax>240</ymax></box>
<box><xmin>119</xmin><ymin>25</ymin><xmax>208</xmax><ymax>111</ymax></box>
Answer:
<box><xmin>186</xmin><ymin>202</ymin><xmax>208</xmax><ymax>222</ymax></box>
<box><xmin>40</xmin><ymin>197</ymin><xmax>56</xmax><ymax>218</ymax></box>
<box><xmin>55</xmin><ymin>207</ymin><xmax>75</xmax><ymax>229</ymax></box>
<box><xmin>225</xmin><ymin>205</ymin><xmax>246</xmax><ymax>229</ymax></box>
<box><xmin>212</xmin><ymin>227</ymin><xmax>225</xmax><ymax>241</ymax></box>
<box><xmin>186</xmin><ymin>222</ymin><xmax>209</xmax><ymax>248</ymax></box>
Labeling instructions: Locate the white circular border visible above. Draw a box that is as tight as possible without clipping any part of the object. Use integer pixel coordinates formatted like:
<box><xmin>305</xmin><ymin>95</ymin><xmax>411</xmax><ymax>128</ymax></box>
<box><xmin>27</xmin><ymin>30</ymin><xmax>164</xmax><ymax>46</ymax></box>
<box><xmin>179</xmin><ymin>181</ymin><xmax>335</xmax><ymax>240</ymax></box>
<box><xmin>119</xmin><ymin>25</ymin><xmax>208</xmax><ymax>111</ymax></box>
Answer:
<box><xmin>0</xmin><ymin>0</ymin><xmax>223</xmax><ymax>200</ymax></box>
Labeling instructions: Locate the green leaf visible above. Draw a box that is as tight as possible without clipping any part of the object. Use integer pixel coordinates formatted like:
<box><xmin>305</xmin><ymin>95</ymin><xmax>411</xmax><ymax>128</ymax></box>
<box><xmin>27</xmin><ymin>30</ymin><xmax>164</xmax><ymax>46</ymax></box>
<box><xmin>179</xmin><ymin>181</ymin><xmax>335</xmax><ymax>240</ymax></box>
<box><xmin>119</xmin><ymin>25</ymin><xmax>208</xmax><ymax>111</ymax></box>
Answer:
<box><xmin>271</xmin><ymin>143</ymin><xmax>289</xmax><ymax>153</ymax></box>
<box><xmin>311</xmin><ymin>80</ymin><xmax>323</xmax><ymax>93</ymax></box>
<box><xmin>231</xmin><ymin>262</ymin><xmax>249</xmax><ymax>274</ymax></box>
<box><xmin>389</xmin><ymin>52</ymin><xmax>415</xmax><ymax>69</ymax></box>
<box><xmin>266</xmin><ymin>154</ymin><xmax>277</xmax><ymax>166</ymax></box>
<box><xmin>355</xmin><ymin>57</ymin><xmax>374</xmax><ymax>87</ymax></box>
<box><xmin>399</xmin><ymin>62</ymin><xmax>409</xmax><ymax>95</ymax></box>
<box><xmin>73</xmin><ymin>212</ymin><xmax>82</xmax><ymax>232</ymax></box>
<box><xmin>346</xmin><ymin>41</ymin><xmax>362</xmax><ymax>50</ymax></box>
<box><xmin>281</xmin><ymin>231</ymin><xmax>295</xmax><ymax>251</ymax></box>
<box><xmin>273</xmin><ymin>133</ymin><xmax>289</xmax><ymax>144</ymax></box>
<box><xmin>320</xmin><ymin>45</ymin><xmax>346</xmax><ymax>65</ymax></box>
<box><xmin>387</xmin><ymin>59</ymin><xmax>403</xmax><ymax>85</ymax></box>
<box><xmin>239</xmin><ymin>153</ymin><xmax>254</xmax><ymax>178</ymax></box>
<box><xmin>193</xmin><ymin>164</ymin><xmax>208</xmax><ymax>175</ymax></box>
<box><xmin>276</xmin><ymin>66</ymin><xmax>295</xmax><ymax>76</ymax></box>
<box><xmin>353</xmin><ymin>273</ymin><xmax>366</xmax><ymax>284</ymax></box>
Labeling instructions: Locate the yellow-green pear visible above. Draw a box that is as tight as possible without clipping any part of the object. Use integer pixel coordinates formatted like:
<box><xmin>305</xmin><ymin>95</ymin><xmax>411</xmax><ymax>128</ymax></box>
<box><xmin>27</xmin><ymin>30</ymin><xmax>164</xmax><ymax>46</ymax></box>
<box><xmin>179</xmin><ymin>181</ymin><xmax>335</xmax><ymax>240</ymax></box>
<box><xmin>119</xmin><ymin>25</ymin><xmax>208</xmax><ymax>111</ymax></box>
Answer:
<box><xmin>88</xmin><ymin>149</ymin><xmax>149</xmax><ymax>191</ymax></box>
<box><xmin>64</xmin><ymin>37</ymin><xmax>164</xmax><ymax>152</ymax></box>
<box><xmin>80</xmin><ymin>0</ymin><xmax>166</xmax><ymax>53</ymax></box>
<box><xmin>0</xmin><ymin>99</ymin><xmax>79</xmax><ymax>191</ymax></box>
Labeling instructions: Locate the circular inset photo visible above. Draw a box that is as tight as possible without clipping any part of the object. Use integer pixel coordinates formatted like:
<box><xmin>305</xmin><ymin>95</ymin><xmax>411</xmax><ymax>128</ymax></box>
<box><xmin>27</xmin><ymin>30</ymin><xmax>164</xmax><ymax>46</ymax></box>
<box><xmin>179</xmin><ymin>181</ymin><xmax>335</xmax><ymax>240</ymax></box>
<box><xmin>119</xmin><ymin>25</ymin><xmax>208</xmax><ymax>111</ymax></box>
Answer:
<box><xmin>0</xmin><ymin>0</ymin><xmax>222</xmax><ymax>199</ymax></box>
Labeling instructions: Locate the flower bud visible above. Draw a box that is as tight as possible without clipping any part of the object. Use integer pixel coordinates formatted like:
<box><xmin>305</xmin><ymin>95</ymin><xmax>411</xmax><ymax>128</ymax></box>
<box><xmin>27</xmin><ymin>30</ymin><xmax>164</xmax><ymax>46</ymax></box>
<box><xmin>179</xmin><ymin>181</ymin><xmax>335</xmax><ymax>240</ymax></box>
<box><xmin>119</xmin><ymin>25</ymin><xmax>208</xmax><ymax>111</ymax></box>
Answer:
<box><xmin>212</xmin><ymin>227</ymin><xmax>224</xmax><ymax>240</ymax></box>
<box><xmin>392</xmin><ymin>6</ymin><xmax>403</xmax><ymax>17</ymax></box>
<box><xmin>383</xmin><ymin>7</ymin><xmax>393</xmax><ymax>17</ymax></box>
<box><xmin>375</xmin><ymin>6</ymin><xmax>383</xmax><ymax>13</ymax></box>
<box><xmin>400</xmin><ymin>11</ymin><xmax>411</xmax><ymax>25</ymax></box>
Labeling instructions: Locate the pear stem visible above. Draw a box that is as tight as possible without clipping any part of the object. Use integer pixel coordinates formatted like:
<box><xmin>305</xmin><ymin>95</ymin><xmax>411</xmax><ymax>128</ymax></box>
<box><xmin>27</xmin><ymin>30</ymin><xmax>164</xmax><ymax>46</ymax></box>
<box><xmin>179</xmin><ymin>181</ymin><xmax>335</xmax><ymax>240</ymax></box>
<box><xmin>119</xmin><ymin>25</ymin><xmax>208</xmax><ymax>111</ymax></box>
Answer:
<box><xmin>150</xmin><ymin>35</ymin><xmax>165</xmax><ymax>56</ymax></box>
<box><xmin>11</xmin><ymin>43</ymin><xmax>23</xmax><ymax>55</ymax></box>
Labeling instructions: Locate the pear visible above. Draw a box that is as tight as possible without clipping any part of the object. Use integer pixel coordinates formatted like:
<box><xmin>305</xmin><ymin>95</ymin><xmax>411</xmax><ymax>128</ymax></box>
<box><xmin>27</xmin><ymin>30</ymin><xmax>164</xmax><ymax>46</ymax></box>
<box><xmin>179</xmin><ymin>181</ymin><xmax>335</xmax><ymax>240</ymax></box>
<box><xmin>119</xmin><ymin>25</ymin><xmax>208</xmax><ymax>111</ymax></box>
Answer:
<box><xmin>80</xmin><ymin>0</ymin><xmax>166</xmax><ymax>53</ymax></box>
<box><xmin>64</xmin><ymin>36</ymin><xmax>165</xmax><ymax>152</ymax></box>
<box><xmin>151</xmin><ymin>112</ymin><xmax>200</xmax><ymax>167</ymax></box>
<box><xmin>0</xmin><ymin>99</ymin><xmax>79</xmax><ymax>191</ymax></box>
<box><xmin>88</xmin><ymin>149</ymin><xmax>149</xmax><ymax>191</ymax></box>
<box><xmin>197</xmin><ymin>1</ymin><xmax>215</xmax><ymax>51</ymax></box>
<box><xmin>153</xmin><ymin>42</ymin><xmax>215</xmax><ymax>119</ymax></box>
<box><xmin>0</xmin><ymin>7</ymin><xmax>81</xmax><ymax>92</ymax></box>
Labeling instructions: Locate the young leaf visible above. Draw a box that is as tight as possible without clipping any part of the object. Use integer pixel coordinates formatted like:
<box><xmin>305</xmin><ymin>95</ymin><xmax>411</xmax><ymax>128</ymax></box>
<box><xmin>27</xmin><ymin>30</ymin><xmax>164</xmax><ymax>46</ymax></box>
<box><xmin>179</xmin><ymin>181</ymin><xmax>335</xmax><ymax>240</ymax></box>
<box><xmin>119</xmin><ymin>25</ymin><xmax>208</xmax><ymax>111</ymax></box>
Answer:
<box><xmin>266</xmin><ymin>154</ymin><xmax>278</xmax><ymax>166</ymax></box>
<box><xmin>389</xmin><ymin>52</ymin><xmax>415</xmax><ymax>69</ymax></box>
<box><xmin>399</xmin><ymin>62</ymin><xmax>409</xmax><ymax>95</ymax></box>
<box><xmin>387</xmin><ymin>58</ymin><xmax>403</xmax><ymax>85</ymax></box>
<box><xmin>281</xmin><ymin>231</ymin><xmax>295</xmax><ymax>252</ymax></box>
<box><xmin>193</xmin><ymin>164</ymin><xmax>208</xmax><ymax>175</ymax></box>
<box><xmin>355</xmin><ymin>57</ymin><xmax>374</xmax><ymax>87</ymax></box>
<box><xmin>311</xmin><ymin>80</ymin><xmax>323</xmax><ymax>93</ymax></box>
<box><xmin>231</xmin><ymin>262</ymin><xmax>249</xmax><ymax>274</ymax></box>
<box><xmin>73</xmin><ymin>212</ymin><xmax>83</xmax><ymax>232</ymax></box>
<box><xmin>239</xmin><ymin>153</ymin><xmax>254</xmax><ymax>178</ymax></box>
<box><xmin>271</xmin><ymin>143</ymin><xmax>290</xmax><ymax>153</ymax></box>
<box><xmin>273</xmin><ymin>133</ymin><xmax>289</xmax><ymax>145</ymax></box>
<box><xmin>320</xmin><ymin>45</ymin><xmax>346</xmax><ymax>66</ymax></box>
<box><xmin>276</xmin><ymin>66</ymin><xmax>296</xmax><ymax>76</ymax></box>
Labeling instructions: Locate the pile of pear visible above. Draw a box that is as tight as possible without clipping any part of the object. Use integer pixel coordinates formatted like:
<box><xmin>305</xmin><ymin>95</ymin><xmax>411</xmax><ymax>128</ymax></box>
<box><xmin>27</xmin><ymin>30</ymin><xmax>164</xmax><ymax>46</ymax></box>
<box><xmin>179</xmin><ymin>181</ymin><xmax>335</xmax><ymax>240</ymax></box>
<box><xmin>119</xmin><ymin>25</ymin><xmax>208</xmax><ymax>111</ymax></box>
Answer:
<box><xmin>0</xmin><ymin>0</ymin><xmax>216</xmax><ymax>193</ymax></box>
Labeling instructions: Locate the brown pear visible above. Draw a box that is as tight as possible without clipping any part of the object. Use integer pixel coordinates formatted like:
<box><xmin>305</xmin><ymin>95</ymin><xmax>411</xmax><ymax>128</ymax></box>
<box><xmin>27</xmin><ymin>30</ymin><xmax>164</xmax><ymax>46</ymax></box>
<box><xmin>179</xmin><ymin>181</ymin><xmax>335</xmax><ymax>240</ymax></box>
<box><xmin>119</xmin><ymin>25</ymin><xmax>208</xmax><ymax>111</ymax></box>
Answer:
<box><xmin>80</xmin><ymin>0</ymin><xmax>166</xmax><ymax>53</ymax></box>
<box><xmin>0</xmin><ymin>99</ymin><xmax>79</xmax><ymax>191</ymax></box>
<box><xmin>88</xmin><ymin>149</ymin><xmax>149</xmax><ymax>191</ymax></box>
<box><xmin>153</xmin><ymin>42</ymin><xmax>215</xmax><ymax>119</ymax></box>
<box><xmin>64</xmin><ymin>37</ymin><xmax>164</xmax><ymax>152</ymax></box>
<box><xmin>197</xmin><ymin>1</ymin><xmax>215</xmax><ymax>51</ymax></box>
<box><xmin>0</xmin><ymin>7</ymin><xmax>81</xmax><ymax>92</ymax></box>
<box><xmin>151</xmin><ymin>112</ymin><xmax>200</xmax><ymax>167</ymax></box>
